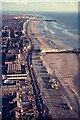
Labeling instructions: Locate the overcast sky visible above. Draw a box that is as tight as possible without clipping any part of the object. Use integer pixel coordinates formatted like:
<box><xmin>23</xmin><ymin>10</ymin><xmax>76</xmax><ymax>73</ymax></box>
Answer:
<box><xmin>1</xmin><ymin>0</ymin><xmax>79</xmax><ymax>2</ymax></box>
<box><xmin>0</xmin><ymin>0</ymin><xmax>79</xmax><ymax>12</ymax></box>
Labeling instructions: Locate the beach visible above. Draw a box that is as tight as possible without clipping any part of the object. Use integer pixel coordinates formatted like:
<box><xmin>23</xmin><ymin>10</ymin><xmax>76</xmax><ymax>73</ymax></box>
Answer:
<box><xmin>29</xmin><ymin>19</ymin><xmax>79</xmax><ymax>103</ymax></box>
<box><xmin>1</xmin><ymin>13</ymin><xmax>79</xmax><ymax>119</ymax></box>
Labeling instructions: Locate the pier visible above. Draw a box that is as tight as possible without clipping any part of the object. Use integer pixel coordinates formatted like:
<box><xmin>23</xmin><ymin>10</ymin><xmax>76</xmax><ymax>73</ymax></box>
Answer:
<box><xmin>41</xmin><ymin>48</ymin><xmax>80</xmax><ymax>54</ymax></box>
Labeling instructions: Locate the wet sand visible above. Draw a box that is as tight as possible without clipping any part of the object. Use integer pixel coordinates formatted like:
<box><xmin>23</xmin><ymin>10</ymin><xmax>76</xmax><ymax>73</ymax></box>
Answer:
<box><xmin>51</xmin><ymin>40</ymin><xmax>72</xmax><ymax>49</ymax></box>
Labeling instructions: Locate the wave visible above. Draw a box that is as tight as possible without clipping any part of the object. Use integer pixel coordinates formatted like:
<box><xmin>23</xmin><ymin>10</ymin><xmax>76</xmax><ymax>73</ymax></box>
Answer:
<box><xmin>52</xmin><ymin>22</ymin><xmax>78</xmax><ymax>39</ymax></box>
<box><xmin>44</xmin><ymin>25</ymin><xmax>48</xmax><ymax>31</ymax></box>
<box><xmin>49</xmin><ymin>30</ymin><xmax>55</xmax><ymax>34</ymax></box>
<box><xmin>62</xmin><ymin>24</ymin><xmax>67</xmax><ymax>28</ymax></box>
<box><xmin>44</xmin><ymin>22</ymin><xmax>55</xmax><ymax>35</ymax></box>
<box><xmin>52</xmin><ymin>21</ymin><xmax>58</xmax><ymax>26</ymax></box>
<box><xmin>62</xmin><ymin>29</ymin><xmax>78</xmax><ymax>39</ymax></box>
<box><xmin>52</xmin><ymin>24</ymin><xmax>63</xmax><ymax>30</ymax></box>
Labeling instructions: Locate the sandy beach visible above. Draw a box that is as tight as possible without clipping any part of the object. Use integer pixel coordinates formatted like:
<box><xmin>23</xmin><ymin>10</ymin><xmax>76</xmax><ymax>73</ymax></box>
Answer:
<box><xmin>29</xmin><ymin>20</ymin><xmax>79</xmax><ymax>103</ymax></box>
<box><xmin>41</xmin><ymin>53</ymin><xmax>79</xmax><ymax>97</ymax></box>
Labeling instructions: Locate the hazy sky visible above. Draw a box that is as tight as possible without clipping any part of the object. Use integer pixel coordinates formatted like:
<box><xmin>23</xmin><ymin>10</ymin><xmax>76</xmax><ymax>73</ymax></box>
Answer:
<box><xmin>1</xmin><ymin>0</ymin><xmax>79</xmax><ymax>2</ymax></box>
<box><xmin>0</xmin><ymin>0</ymin><xmax>79</xmax><ymax>12</ymax></box>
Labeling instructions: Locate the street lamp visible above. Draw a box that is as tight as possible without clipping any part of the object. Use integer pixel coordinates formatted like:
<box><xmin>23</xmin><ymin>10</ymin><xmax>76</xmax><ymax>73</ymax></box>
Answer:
<box><xmin>21</xmin><ymin>109</ymin><xmax>23</xmax><ymax>120</ymax></box>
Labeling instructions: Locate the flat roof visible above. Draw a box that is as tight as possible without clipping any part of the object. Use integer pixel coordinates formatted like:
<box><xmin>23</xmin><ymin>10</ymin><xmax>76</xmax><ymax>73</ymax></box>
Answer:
<box><xmin>7</xmin><ymin>77</ymin><xmax>27</xmax><ymax>80</ymax></box>
<box><xmin>2</xmin><ymin>85</ymin><xmax>16</xmax><ymax>88</ymax></box>
<box><xmin>7</xmin><ymin>73</ymin><xmax>29</xmax><ymax>77</ymax></box>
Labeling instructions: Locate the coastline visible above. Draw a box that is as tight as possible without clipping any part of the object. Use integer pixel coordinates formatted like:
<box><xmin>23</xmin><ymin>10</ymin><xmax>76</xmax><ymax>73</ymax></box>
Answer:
<box><xmin>30</xmin><ymin>20</ymin><xmax>72</xmax><ymax>50</ymax></box>
<box><xmin>30</xmin><ymin>20</ymin><xmax>79</xmax><ymax>102</ymax></box>
<box><xmin>1</xmin><ymin>11</ymin><xmax>79</xmax><ymax>120</ymax></box>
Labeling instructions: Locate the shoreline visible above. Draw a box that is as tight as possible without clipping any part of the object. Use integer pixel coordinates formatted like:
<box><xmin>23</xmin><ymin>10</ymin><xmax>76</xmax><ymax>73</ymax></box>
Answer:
<box><xmin>31</xmin><ymin>20</ymin><xmax>73</xmax><ymax>50</ymax></box>
<box><xmin>30</xmin><ymin>20</ymin><xmax>79</xmax><ymax>102</ymax></box>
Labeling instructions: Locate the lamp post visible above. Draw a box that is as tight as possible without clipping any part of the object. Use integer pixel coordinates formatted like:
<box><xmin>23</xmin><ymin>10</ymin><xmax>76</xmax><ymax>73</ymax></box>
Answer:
<box><xmin>21</xmin><ymin>109</ymin><xmax>23</xmax><ymax>120</ymax></box>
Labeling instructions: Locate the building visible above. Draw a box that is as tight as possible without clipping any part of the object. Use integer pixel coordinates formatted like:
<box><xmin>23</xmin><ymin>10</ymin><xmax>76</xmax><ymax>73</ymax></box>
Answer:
<box><xmin>2</xmin><ymin>85</ymin><xmax>17</xmax><ymax>97</ymax></box>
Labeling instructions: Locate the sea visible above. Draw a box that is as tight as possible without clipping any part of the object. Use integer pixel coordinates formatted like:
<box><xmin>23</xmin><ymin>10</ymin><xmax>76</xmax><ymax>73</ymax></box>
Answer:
<box><xmin>36</xmin><ymin>12</ymin><xmax>79</xmax><ymax>48</ymax></box>
<box><xmin>1</xmin><ymin>11</ymin><xmax>79</xmax><ymax>48</ymax></box>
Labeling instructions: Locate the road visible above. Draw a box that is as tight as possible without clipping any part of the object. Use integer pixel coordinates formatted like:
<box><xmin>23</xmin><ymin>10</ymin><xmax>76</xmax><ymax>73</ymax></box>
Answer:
<box><xmin>25</xmin><ymin>36</ymin><xmax>52</xmax><ymax>120</ymax></box>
